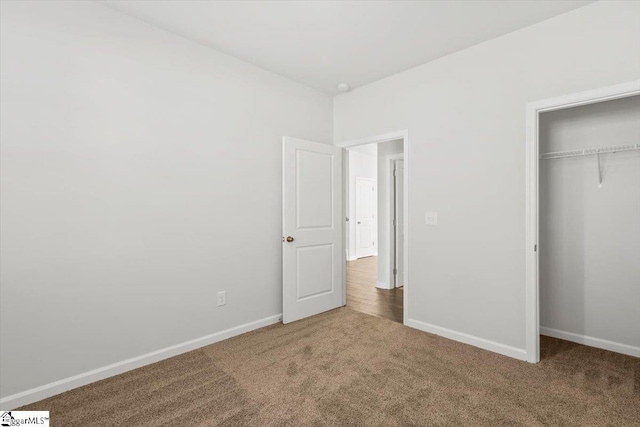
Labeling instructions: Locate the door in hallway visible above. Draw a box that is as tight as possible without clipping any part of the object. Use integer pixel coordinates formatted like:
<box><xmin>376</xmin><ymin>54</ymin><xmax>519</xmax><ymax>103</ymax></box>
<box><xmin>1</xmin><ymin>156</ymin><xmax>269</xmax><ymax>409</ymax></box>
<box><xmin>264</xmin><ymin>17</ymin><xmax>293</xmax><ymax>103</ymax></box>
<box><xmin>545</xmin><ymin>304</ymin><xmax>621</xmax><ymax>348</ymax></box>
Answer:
<box><xmin>355</xmin><ymin>177</ymin><xmax>375</xmax><ymax>258</ymax></box>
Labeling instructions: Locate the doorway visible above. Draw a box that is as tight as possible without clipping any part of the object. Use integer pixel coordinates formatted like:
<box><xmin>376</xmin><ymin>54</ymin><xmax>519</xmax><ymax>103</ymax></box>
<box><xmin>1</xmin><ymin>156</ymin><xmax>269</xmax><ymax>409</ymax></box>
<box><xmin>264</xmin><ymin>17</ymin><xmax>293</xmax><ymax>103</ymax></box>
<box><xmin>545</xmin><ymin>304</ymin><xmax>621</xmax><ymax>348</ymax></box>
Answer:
<box><xmin>342</xmin><ymin>136</ymin><xmax>407</xmax><ymax>323</ymax></box>
<box><xmin>525</xmin><ymin>81</ymin><xmax>640</xmax><ymax>362</ymax></box>
<box><xmin>281</xmin><ymin>131</ymin><xmax>408</xmax><ymax>326</ymax></box>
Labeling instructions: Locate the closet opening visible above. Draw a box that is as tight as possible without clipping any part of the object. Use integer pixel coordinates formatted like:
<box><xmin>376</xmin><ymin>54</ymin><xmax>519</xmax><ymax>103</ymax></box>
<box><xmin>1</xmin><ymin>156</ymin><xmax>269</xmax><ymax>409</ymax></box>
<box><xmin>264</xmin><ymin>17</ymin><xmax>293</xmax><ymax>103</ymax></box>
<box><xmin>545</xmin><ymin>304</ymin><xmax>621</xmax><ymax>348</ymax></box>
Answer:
<box><xmin>526</xmin><ymin>82</ymin><xmax>640</xmax><ymax>363</ymax></box>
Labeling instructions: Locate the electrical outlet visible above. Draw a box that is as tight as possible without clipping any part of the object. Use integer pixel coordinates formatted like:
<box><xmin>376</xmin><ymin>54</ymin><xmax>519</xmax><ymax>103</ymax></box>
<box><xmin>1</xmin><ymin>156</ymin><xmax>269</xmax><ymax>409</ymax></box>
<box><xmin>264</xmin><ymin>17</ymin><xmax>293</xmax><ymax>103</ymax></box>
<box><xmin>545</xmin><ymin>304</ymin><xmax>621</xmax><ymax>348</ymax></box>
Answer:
<box><xmin>217</xmin><ymin>291</ymin><xmax>226</xmax><ymax>306</ymax></box>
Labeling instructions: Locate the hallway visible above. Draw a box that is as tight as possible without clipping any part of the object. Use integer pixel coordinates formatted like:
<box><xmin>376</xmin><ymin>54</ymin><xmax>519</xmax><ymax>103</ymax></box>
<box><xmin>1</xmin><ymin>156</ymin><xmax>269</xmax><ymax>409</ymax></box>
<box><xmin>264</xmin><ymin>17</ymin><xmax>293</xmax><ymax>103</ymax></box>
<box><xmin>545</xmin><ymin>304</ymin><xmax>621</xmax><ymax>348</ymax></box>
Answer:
<box><xmin>346</xmin><ymin>256</ymin><xmax>403</xmax><ymax>323</ymax></box>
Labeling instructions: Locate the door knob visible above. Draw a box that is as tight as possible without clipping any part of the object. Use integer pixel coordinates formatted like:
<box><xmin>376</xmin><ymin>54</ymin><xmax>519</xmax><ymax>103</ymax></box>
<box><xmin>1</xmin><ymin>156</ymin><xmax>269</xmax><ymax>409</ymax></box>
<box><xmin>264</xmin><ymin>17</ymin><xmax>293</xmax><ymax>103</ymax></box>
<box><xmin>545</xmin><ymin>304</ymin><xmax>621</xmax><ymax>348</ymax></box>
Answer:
<box><xmin>286</xmin><ymin>236</ymin><xmax>295</xmax><ymax>242</ymax></box>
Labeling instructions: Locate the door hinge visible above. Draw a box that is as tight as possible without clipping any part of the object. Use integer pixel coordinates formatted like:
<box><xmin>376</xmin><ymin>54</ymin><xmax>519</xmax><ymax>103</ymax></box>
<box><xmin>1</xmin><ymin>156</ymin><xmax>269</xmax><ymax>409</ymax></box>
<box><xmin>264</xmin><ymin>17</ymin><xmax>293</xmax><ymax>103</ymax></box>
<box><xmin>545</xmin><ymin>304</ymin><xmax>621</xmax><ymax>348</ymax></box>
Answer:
<box><xmin>393</xmin><ymin>268</ymin><xmax>398</xmax><ymax>275</ymax></box>
<box><xmin>534</xmin><ymin>244</ymin><xmax>537</xmax><ymax>252</ymax></box>
<box><xmin>372</xmin><ymin>241</ymin><xmax>375</xmax><ymax>246</ymax></box>
<box><xmin>393</xmin><ymin>169</ymin><xmax>397</xmax><ymax>177</ymax></box>
<box><xmin>393</xmin><ymin>218</ymin><xmax>396</xmax><ymax>226</ymax></box>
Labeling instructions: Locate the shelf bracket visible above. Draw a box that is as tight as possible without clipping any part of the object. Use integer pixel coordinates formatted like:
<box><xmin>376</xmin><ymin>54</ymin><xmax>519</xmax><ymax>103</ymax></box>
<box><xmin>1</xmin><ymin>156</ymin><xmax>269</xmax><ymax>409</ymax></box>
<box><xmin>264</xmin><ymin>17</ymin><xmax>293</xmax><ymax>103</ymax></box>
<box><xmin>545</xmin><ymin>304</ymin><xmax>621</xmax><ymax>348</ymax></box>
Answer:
<box><xmin>597</xmin><ymin>152</ymin><xmax>603</xmax><ymax>187</ymax></box>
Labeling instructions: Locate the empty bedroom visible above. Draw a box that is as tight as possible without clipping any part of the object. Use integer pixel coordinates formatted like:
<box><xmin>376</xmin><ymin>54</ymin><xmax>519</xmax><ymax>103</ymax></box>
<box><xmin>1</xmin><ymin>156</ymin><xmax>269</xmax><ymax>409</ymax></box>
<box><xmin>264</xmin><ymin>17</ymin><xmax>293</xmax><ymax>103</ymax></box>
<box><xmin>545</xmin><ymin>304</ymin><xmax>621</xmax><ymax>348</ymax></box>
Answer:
<box><xmin>1</xmin><ymin>1</ymin><xmax>638</xmax><ymax>425</ymax></box>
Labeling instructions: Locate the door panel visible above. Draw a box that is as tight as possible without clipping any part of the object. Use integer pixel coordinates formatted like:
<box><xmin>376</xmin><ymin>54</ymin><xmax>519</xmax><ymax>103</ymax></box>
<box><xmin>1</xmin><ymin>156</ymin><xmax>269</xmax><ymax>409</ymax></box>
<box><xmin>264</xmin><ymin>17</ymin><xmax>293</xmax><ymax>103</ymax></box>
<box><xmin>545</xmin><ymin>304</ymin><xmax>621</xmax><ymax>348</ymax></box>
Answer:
<box><xmin>283</xmin><ymin>137</ymin><xmax>343</xmax><ymax>323</ymax></box>
<box><xmin>296</xmin><ymin>150</ymin><xmax>333</xmax><ymax>228</ymax></box>
<box><xmin>355</xmin><ymin>177</ymin><xmax>375</xmax><ymax>258</ymax></box>
<box><xmin>296</xmin><ymin>244</ymin><xmax>334</xmax><ymax>300</ymax></box>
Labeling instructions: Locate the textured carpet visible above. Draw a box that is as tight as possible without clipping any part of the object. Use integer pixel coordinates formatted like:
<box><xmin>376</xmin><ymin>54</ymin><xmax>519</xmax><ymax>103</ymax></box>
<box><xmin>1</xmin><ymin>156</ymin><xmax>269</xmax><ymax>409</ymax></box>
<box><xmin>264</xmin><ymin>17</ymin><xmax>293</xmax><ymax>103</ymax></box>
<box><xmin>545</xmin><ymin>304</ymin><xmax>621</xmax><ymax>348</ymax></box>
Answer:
<box><xmin>21</xmin><ymin>308</ymin><xmax>640</xmax><ymax>426</ymax></box>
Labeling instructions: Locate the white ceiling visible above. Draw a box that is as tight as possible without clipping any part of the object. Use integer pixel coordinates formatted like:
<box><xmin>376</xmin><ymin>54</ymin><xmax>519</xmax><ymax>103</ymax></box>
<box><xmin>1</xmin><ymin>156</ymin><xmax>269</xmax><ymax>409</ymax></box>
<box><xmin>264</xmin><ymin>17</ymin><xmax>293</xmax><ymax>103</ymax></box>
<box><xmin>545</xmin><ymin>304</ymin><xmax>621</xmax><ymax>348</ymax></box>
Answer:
<box><xmin>101</xmin><ymin>0</ymin><xmax>593</xmax><ymax>95</ymax></box>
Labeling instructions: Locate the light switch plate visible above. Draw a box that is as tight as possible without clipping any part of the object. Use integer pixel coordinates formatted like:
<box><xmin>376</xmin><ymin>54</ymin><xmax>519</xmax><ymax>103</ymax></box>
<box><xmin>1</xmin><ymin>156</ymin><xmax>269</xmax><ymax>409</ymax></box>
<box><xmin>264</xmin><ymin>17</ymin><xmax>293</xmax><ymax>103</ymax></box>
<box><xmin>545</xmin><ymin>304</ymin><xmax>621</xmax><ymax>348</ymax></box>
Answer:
<box><xmin>425</xmin><ymin>211</ymin><xmax>438</xmax><ymax>225</ymax></box>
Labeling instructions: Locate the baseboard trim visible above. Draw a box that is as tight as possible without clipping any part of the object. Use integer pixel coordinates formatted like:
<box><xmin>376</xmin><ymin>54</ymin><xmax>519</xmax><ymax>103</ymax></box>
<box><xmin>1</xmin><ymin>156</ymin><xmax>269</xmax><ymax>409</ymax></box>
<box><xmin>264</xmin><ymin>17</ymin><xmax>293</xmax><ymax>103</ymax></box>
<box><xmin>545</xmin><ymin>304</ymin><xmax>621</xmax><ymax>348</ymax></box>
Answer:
<box><xmin>406</xmin><ymin>318</ymin><xmax>527</xmax><ymax>361</ymax></box>
<box><xmin>0</xmin><ymin>313</ymin><xmax>283</xmax><ymax>409</ymax></box>
<box><xmin>376</xmin><ymin>281</ymin><xmax>391</xmax><ymax>290</ymax></box>
<box><xmin>540</xmin><ymin>327</ymin><xmax>640</xmax><ymax>358</ymax></box>
<box><xmin>347</xmin><ymin>256</ymin><xmax>358</xmax><ymax>261</ymax></box>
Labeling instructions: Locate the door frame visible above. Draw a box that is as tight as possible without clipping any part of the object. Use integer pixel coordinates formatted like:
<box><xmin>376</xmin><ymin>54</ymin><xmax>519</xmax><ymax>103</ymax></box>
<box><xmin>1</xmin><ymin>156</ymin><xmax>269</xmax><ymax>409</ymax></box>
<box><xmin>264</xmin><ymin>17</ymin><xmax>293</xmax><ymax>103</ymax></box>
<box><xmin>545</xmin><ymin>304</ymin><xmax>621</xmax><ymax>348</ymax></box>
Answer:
<box><xmin>525</xmin><ymin>80</ymin><xmax>640</xmax><ymax>363</ymax></box>
<box><xmin>374</xmin><ymin>154</ymin><xmax>403</xmax><ymax>290</ymax></box>
<box><xmin>390</xmin><ymin>156</ymin><xmax>404</xmax><ymax>289</ymax></box>
<box><xmin>355</xmin><ymin>176</ymin><xmax>376</xmax><ymax>259</ymax></box>
<box><xmin>337</xmin><ymin>130</ymin><xmax>409</xmax><ymax>325</ymax></box>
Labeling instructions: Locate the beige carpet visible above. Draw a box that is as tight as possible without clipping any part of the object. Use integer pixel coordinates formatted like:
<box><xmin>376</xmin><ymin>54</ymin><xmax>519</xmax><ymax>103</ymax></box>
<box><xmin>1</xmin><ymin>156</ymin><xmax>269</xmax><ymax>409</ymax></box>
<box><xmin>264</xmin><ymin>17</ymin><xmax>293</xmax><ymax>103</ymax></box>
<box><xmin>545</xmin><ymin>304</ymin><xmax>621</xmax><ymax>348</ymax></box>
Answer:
<box><xmin>21</xmin><ymin>308</ymin><xmax>640</xmax><ymax>426</ymax></box>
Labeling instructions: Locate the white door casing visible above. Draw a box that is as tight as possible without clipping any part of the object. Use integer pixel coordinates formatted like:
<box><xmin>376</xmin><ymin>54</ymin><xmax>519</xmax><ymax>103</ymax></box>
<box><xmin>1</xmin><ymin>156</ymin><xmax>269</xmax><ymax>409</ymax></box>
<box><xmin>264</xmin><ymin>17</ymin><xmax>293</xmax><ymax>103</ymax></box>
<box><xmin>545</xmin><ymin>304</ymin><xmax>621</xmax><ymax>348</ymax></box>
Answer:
<box><xmin>394</xmin><ymin>160</ymin><xmax>405</xmax><ymax>287</ymax></box>
<box><xmin>335</xmin><ymin>130</ymin><xmax>409</xmax><ymax>324</ymax></box>
<box><xmin>282</xmin><ymin>136</ymin><xmax>344</xmax><ymax>324</ymax></box>
<box><xmin>525</xmin><ymin>80</ymin><xmax>640</xmax><ymax>362</ymax></box>
<box><xmin>355</xmin><ymin>177</ymin><xmax>375</xmax><ymax>258</ymax></box>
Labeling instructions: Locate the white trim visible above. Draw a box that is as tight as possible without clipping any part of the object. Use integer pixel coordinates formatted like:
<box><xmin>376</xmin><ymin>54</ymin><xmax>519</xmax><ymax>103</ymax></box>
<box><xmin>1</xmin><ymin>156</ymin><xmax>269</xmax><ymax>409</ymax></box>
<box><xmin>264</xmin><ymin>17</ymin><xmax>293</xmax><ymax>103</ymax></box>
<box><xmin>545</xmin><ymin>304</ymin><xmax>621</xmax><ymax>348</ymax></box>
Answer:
<box><xmin>376</xmin><ymin>281</ymin><xmax>391</xmax><ymax>290</ymax></box>
<box><xmin>407</xmin><ymin>318</ymin><xmax>528</xmax><ymax>361</ymax></box>
<box><xmin>342</xmin><ymin>148</ymin><xmax>349</xmax><ymax>307</ymax></box>
<box><xmin>338</xmin><ymin>130</ymin><xmax>409</xmax><ymax>325</ymax></box>
<box><xmin>525</xmin><ymin>80</ymin><xmax>640</xmax><ymax>363</ymax></box>
<box><xmin>387</xmin><ymin>154</ymin><xmax>404</xmax><ymax>289</ymax></box>
<box><xmin>336</xmin><ymin>131</ymin><xmax>407</xmax><ymax>149</ymax></box>
<box><xmin>0</xmin><ymin>313</ymin><xmax>282</xmax><ymax>409</ymax></box>
<box><xmin>540</xmin><ymin>327</ymin><xmax>640</xmax><ymax>358</ymax></box>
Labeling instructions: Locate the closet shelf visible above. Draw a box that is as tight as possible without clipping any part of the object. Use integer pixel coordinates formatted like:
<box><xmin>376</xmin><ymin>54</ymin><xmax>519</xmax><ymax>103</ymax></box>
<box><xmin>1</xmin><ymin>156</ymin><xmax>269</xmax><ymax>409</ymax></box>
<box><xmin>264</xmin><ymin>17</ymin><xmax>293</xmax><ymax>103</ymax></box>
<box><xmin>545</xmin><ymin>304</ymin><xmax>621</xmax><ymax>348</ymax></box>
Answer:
<box><xmin>540</xmin><ymin>143</ymin><xmax>640</xmax><ymax>186</ymax></box>
<box><xmin>539</xmin><ymin>143</ymin><xmax>640</xmax><ymax>160</ymax></box>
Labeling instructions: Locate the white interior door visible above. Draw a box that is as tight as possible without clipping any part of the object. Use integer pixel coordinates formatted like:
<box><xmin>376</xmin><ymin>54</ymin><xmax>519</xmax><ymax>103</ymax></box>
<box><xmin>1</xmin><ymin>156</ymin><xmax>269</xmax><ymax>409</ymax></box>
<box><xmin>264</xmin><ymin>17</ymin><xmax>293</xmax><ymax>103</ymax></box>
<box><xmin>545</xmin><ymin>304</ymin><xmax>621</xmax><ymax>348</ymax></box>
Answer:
<box><xmin>355</xmin><ymin>177</ymin><xmax>375</xmax><ymax>258</ymax></box>
<box><xmin>282</xmin><ymin>136</ymin><xmax>343</xmax><ymax>323</ymax></box>
<box><xmin>394</xmin><ymin>160</ymin><xmax>405</xmax><ymax>287</ymax></box>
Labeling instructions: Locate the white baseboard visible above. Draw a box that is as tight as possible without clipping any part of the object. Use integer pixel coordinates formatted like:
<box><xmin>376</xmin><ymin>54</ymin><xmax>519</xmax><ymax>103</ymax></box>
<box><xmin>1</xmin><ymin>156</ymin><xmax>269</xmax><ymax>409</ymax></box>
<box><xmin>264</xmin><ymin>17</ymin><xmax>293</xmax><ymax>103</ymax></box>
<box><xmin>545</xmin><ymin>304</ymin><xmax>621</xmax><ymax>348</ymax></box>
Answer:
<box><xmin>540</xmin><ymin>327</ymin><xmax>640</xmax><ymax>358</ymax></box>
<box><xmin>0</xmin><ymin>313</ymin><xmax>282</xmax><ymax>409</ymax></box>
<box><xmin>376</xmin><ymin>281</ymin><xmax>391</xmax><ymax>290</ymax></box>
<box><xmin>406</xmin><ymin>318</ymin><xmax>527</xmax><ymax>361</ymax></box>
<box><xmin>347</xmin><ymin>256</ymin><xmax>358</xmax><ymax>261</ymax></box>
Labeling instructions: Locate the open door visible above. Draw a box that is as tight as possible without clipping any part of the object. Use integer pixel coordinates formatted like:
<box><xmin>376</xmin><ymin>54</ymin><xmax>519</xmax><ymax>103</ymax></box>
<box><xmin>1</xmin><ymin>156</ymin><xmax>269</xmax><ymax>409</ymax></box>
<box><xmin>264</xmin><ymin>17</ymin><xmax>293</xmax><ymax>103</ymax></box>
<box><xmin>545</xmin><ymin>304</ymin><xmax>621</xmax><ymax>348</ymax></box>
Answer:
<box><xmin>282</xmin><ymin>136</ymin><xmax>344</xmax><ymax>323</ymax></box>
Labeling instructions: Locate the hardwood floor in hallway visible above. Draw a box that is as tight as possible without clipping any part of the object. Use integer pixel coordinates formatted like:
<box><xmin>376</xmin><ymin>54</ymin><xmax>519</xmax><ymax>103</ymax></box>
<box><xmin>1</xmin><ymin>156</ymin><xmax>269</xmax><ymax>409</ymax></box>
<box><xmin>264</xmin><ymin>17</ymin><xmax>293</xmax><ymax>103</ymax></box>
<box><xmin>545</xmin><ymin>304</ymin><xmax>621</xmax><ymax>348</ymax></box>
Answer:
<box><xmin>346</xmin><ymin>256</ymin><xmax>403</xmax><ymax>323</ymax></box>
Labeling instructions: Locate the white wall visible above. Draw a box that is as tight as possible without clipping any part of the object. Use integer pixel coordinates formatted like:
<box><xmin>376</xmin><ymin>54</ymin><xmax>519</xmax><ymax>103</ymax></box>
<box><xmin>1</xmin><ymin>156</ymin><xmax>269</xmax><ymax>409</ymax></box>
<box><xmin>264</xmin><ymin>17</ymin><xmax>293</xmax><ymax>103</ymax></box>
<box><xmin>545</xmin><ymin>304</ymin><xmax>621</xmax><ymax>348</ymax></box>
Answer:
<box><xmin>539</xmin><ymin>96</ymin><xmax>640</xmax><ymax>350</ymax></box>
<box><xmin>347</xmin><ymin>146</ymin><xmax>377</xmax><ymax>260</ymax></box>
<box><xmin>334</xmin><ymin>1</ymin><xmax>640</xmax><ymax>355</ymax></box>
<box><xmin>377</xmin><ymin>139</ymin><xmax>403</xmax><ymax>288</ymax></box>
<box><xmin>0</xmin><ymin>1</ymin><xmax>332</xmax><ymax>399</ymax></box>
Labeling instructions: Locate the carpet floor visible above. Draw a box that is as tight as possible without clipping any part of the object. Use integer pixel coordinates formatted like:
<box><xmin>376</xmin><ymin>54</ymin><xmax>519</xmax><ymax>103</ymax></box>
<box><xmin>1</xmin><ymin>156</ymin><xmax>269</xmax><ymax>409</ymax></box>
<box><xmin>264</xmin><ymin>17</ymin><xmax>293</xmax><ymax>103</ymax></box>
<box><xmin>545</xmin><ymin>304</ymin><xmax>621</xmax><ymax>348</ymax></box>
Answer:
<box><xmin>21</xmin><ymin>308</ymin><xmax>640</xmax><ymax>426</ymax></box>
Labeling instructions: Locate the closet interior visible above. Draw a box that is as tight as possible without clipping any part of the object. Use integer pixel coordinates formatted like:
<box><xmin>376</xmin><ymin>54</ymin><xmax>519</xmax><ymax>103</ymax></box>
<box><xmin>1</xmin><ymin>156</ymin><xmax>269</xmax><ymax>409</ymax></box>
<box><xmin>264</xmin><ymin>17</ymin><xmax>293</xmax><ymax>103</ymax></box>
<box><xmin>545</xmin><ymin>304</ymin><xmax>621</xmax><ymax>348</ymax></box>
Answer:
<box><xmin>538</xmin><ymin>95</ymin><xmax>640</xmax><ymax>357</ymax></box>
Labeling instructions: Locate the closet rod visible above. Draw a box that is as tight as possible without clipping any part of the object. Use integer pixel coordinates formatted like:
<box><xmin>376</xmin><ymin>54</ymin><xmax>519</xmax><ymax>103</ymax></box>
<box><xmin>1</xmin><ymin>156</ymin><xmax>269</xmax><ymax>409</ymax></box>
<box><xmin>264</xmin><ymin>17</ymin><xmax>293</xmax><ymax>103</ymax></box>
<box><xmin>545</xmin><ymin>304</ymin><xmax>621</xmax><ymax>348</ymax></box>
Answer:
<box><xmin>540</xmin><ymin>143</ymin><xmax>640</xmax><ymax>160</ymax></box>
